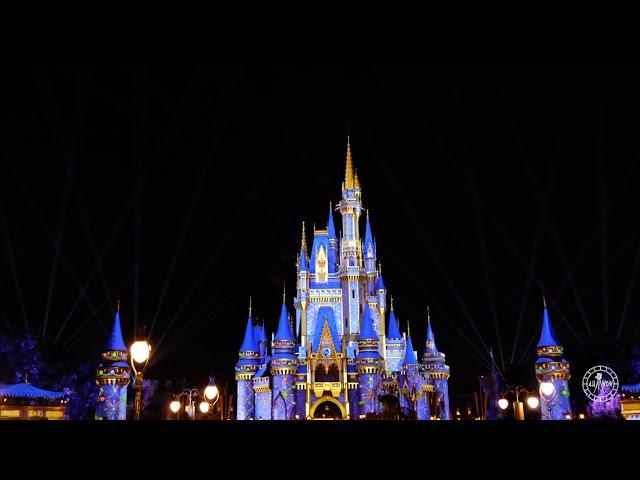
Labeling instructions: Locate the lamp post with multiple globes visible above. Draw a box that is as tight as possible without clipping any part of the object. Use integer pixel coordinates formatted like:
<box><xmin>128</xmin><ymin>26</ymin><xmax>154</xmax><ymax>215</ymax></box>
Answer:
<box><xmin>130</xmin><ymin>337</ymin><xmax>151</xmax><ymax>421</ymax></box>
<box><xmin>169</xmin><ymin>379</ymin><xmax>220</xmax><ymax>420</ymax></box>
<box><xmin>498</xmin><ymin>385</ymin><xmax>540</xmax><ymax>420</ymax></box>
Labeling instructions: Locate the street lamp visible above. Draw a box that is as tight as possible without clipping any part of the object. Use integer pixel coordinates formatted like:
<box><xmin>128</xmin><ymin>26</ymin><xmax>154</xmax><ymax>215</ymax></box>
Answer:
<box><xmin>498</xmin><ymin>385</ymin><xmax>539</xmax><ymax>420</ymax></box>
<box><xmin>130</xmin><ymin>338</ymin><xmax>151</xmax><ymax>420</ymax></box>
<box><xmin>178</xmin><ymin>388</ymin><xmax>199</xmax><ymax>420</ymax></box>
<box><xmin>169</xmin><ymin>399</ymin><xmax>181</xmax><ymax>419</ymax></box>
<box><xmin>203</xmin><ymin>377</ymin><xmax>220</xmax><ymax>419</ymax></box>
<box><xmin>539</xmin><ymin>381</ymin><xmax>557</xmax><ymax>420</ymax></box>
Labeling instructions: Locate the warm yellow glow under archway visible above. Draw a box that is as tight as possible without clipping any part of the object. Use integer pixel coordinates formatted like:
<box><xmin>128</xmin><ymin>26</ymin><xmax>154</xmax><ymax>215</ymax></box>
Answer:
<box><xmin>310</xmin><ymin>396</ymin><xmax>347</xmax><ymax>420</ymax></box>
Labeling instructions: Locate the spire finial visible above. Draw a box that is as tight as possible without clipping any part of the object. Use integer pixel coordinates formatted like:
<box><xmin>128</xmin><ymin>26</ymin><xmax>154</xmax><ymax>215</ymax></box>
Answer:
<box><xmin>427</xmin><ymin>305</ymin><xmax>431</xmax><ymax>325</ymax></box>
<box><xmin>390</xmin><ymin>295</ymin><xmax>394</xmax><ymax>312</ymax></box>
<box><xmin>542</xmin><ymin>295</ymin><xmax>547</xmax><ymax>308</ymax></box>
<box><xmin>117</xmin><ymin>298</ymin><xmax>120</xmax><ymax>312</ymax></box>
<box><xmin>301</xmin><ymin>221</ymin><xmax>307</xmax><ymax>252</ymax></box>
<box><xmin>345</xmin><ymin>133</ymin><xmax>354</xmax><ymax>190</ymax></box>
<box><xmin>249</xmin><ymin>296</ymin><xmax>252</xmax><ymax>317</ymax></box>
<box><xmin>407</xmin><ymin>320</ymin><xmax>411</xmax><ymax>338</ymax></box>
<box><xmin>283</xmin><ymin>282</ymin><xmax>286</xmax><ymax>304</ymax></box>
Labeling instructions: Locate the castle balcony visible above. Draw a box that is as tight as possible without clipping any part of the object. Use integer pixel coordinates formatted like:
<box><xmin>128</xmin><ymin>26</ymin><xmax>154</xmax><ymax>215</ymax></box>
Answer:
<box><xmin>313</xmin><ymin>382</ymin><xmax>342</xmax><ymax>398</ymax></box>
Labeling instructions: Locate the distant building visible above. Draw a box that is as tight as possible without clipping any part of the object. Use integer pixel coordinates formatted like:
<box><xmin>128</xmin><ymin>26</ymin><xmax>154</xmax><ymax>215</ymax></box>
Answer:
<box><xmin>620</xmin><ymin>383</ymin><xmax>640</xmax><ymax>420</ymax></box>
<box><xmin>0</xmin><ymin>382</ymin><xmax>66</xmax><ymax>420</ymax></box>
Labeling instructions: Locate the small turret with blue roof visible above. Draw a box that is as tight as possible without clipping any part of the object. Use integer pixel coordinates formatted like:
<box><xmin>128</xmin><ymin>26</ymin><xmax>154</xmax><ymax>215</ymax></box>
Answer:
<box><xmin>534</xmin><ymin>296</ymin><xmax>572</xmax><ymax>420</ymax></box>
<box><xmin>95</xmin><ymin>301</ymin><xmax>131</xmax><ymax>420</ymax></box>
<box><xmin>235</xmin><ymin>297</ymin><xmax>260</xmax><ymax>420</ymax></box>
<box><xmin>421</xmin><ymin>307</ymin><xmax>451</xmax><ymax>419</ymax></box>
<box><xmin>270</xmin><ymin>287</ymin><xmax>298</xmax><ymax>419</ymax></box>
<box><xmin>385</xmin><ymin>297</ymin><xmax>406</xmax><ymax>373</ymax></box>
<box><xmin>364</xmin><ymin>210</ymin><xmax>376</xmax><ymax>275</ymax></box>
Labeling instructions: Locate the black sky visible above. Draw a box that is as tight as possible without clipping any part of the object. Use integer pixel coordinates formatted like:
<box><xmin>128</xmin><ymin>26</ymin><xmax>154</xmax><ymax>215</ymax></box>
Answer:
<box><xmin>1</xmin><ymin>61</ymin><xmax>640</xmax><ymax>393</ymax></box>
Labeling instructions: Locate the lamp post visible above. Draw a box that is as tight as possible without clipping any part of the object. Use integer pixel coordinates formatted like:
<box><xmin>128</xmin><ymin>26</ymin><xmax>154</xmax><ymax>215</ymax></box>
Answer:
<box><xmin>539</xmin><ymin>381</ymin><xmax>557</xmax><ymax>420</ymax></box>
<box><xmin>498</xmin><ymin>385</ymin><xmax>539</xmax><ymax>420</ymax></box>
<box><xmin>203</xmin><ymin>378</ymin><xmax>220</xmax><ymax>420</ymax></box>
<box><xmin>130</xmin><ymin>338</ymin><xmax>151</xmax><ymax>420</ymax></box>
<box><xmin>179</xmin><ymin>388</ymin><xmax>199</xmax><ymax>420</ymax></box>
<box><xmin>169</xmin><ymin>379</ymin><xmax>220</xmax><ymax>420</ymax></box>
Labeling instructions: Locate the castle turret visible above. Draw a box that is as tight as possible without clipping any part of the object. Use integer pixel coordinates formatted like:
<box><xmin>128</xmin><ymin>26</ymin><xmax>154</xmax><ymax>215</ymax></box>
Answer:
<box><xmin>327</xmin><ymin>203</ymin><xmax>339</xmax><ymax>273</ymax></box>
<box><xmin>364</xmin><ymin>211</ymin><xmax>376</xmax><ymax>277</ymax></box>
<box><xmin>236</xmin><ymin>299</ymin><xmax>259</xmax><ymax>420</ymax></box>
<box><xmin>355</xmin><ymin>303</ymin><xmax>384</xmax><ymax>416</ymax></box>
<box><xmin>296</xmin><ymin>222</ymin><xmax>310</xmax><ymax>350</ymax></box>
<box><xmin>385</xmin><ymin>297</ymin><xmax>405</xmax><ymax>373</ymax></box>
<box><xmin>338</xmin><ymin>137</ymin><xmax>364</xmax><ymax>336</ymax></box>
<box><xmin>535</xmin><ymin>298</ymin><xmax>572</xmax><ymax>420</ymax></box>
<box><xmin>95</xmin><ymin>303</ymin><xmax>131</xmax><ymax>420</ymax></box>
<box><xmin>271</xmin><ymin>289</ymin><xmax>298</xmax><ymax>420</ymax></box>
<box><xmin>422</xmin><ymin>309</ymin><xmax>450</xmax><ymax>419</ymax></box>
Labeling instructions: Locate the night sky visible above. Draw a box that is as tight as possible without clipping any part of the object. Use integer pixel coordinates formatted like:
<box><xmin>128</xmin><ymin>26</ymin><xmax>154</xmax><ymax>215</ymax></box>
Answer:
<box><xmin>1</xmin><ymin>61</ymin><xmax>640</xmax><ymax>393</ymax></box>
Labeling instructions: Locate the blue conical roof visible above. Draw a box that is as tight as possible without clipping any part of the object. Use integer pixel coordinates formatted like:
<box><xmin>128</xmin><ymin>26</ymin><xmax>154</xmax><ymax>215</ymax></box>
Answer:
<box><xmin>239</xmin><ymin>316</ymin><xmax>258</xmax><ymax>353</ymax></box>
<box><xmin>387</xmin><ymin>309</ymin><xmax>401</xmax><ymax>339</ymax></box>
<box><xmin>375</xmin><ymin>271</ymin><xmax>386</xmax><ymax>290</ymax></box>
<box><xmin>298</xmin><ymin>250</ymin><xmax>308</xmax><ymax>272</ymax></box>
<box><xmin>274</xmin><ymin>301</ymin><xmax>295</xmax><ymax>341</ymax></box>
<box><xmin>328</xmin><ymin>207</ymin><xmax>337</xmax><ymax>240</ymax></box>
<box><xmin>364</xmin><ymin>214</ymin><xmax>374</xmax><ymax>250</ymax></box>
<box><xmin>537</xmin><ymin>306</ymin><xmax>560</xmax><ymax>348</ymax></box>
<box><xmin>358</xmin><ymin>303</ymin><xmax>378</xmax><ymax>341</ymax></box>
<box><xmin>403</xmin><ymin>335</ymin><xmax>419</xmax><ymax>365</ymax></box>
<box><xmin>106</xmin><ymin>310</ymin><xmax>127</xmax><ymax>352</ymax></box>
<box><xmin>260</xmin><ymin>322</ymin><xmax>267</xmax><ymax>342</ymax></box>
<box><xmin>425</xmin><ymin>320</ymin><xmax>438</xmax><ymax>353</ymax></box>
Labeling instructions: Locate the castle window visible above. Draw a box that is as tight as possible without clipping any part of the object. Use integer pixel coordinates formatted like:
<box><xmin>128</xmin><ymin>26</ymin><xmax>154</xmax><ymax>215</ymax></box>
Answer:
<box><xmin>316</xmin><ymin>245</ymin><xmax>328</xmax><ymax>283</ymax></box>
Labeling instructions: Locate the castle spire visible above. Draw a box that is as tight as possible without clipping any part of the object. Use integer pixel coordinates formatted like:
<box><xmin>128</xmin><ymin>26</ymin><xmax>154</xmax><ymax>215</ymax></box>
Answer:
<box><xmin>345</xmin><ymin>136</ymin><xmax>354</xmax><ymax>190</ymax></box>
<box><xmin>537</xmin><ymin>298</ymin><xmax>560</xmax><ymax>348</ymax></box>
<box><xmin>274</xmin><ymin>289</ymin><xmax>295</xmax><ymax>342</ymax></box>
<box><xmin>387</xmin><ymin>298</ymin><xmax>401</xmax><ymax>339</ymax></box>
<box><xmin>300</xmin><ymin>221</ymin><xmax>307</xmax><ymax>253</ymax></box>
<box><xmin>106</xmin><ymin>303</ymin><xmax>127</xmax><ymax>352</ymax></box>
<box><xmin>327</xmin><ymin>202</ymin><xmax>337</xmax><ymax>240</ymax></box>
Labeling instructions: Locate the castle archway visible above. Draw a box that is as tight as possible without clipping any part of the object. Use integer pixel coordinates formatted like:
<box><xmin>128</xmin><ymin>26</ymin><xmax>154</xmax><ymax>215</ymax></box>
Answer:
<box><xmin>310</xmin><ymin>396</ymin><xmax>346</xmax><ymax>420</ymax></box>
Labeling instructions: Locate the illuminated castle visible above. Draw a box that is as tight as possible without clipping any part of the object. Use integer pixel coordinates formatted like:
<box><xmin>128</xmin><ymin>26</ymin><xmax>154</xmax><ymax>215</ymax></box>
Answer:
<box><xmin>235</xmin><ymin>137</ymin><xmax>451</xmax><ymax>420</ymax></box>
<box><xmin>535</xmin><ymin>299</ymin><xmax>572</xmax><ymax>420</ymax></box>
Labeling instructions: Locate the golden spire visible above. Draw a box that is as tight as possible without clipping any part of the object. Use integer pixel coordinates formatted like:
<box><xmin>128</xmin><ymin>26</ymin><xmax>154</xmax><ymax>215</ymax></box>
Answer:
<box><xmin>301</xmin><ymin>221</ymin><xmax>307</xmax><ymax>253</ymax></box>
<box><xmin>117</xmin><ymin>298</ymin><xmax>120</xmax><ymax>312</ymax></box>
<box><xmin>390</xmin><ymin>295</ymin><xmax>394</xmax><ymax>312</ymax></box>
<box><xmin>354</xmin><ymin>169</ymin><xmax>360</xmax><ymax>189</ymax></box>
<box><xmin>249</xmin><ymin>296</ymin><xmax>252</xmax><ymax>317</ymax></box>
<box><xmin>345</xmin><ymin>136</ymin><xmax>354</xmax><ymax>189</ymax></box>
<box><xmin>542</xmin><ymin>295</ymin><xmax>547</xmax><ymax>308</ymax></box>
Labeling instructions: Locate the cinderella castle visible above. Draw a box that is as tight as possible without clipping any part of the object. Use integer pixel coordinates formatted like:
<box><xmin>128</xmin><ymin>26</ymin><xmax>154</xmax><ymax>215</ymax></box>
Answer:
<box><xmin>235</xmin><ymin>137</ymin><xmax>451</xmax><ymax>420</ymax></box>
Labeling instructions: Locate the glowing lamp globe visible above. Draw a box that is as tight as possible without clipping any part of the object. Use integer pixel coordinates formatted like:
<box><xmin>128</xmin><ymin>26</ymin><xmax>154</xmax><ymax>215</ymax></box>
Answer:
<box><xmin>540</xmin><ymin>382</ymin><xmax>555</xmax><ymax>397</ymax></box>
<box><xmin>498</xmin><ymin>398</ymin><xmax>509</xmax><ymax>410</ymax></box>
<box><xmin>170</xmin><ymin>400</ymin><xmax>180</xmax><ymax>413</ymax></box>
<box><xmin>527</xmin><ymin>396</ymin><xmax>539</xmax><ymax>409</ymax></box>
<box><xmin>130</xmin><ymin>341</ymin><xmax>151</xmax><ymax>364</ymax></box>
<box><xmin>204</xmin><ymin>385</ymin><xmax>219</xmax><ymax>401</ymax></box>
<box><xmin>199</xmin><ymin>401</ymin><xmax>210</xmax><ymax>414</ymax></box>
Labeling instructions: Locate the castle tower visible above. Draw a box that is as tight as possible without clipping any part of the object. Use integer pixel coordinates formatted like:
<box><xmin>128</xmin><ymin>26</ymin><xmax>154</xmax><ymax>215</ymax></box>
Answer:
<box><xmin>235</xmin><ymin>300</ymin><xmax>259</xmax><ymax>420</ymax></box>
<box><xmin>296</xmin><ymin>223</ymin><xmax>310</xmax><ymax>351</ymax></box>
<box><xmin>535</xmin><ymin>298</ymin><xmax>572</xmax><ymax>420</ymax></box>
<box><xmin>355</xmin><ymin>303</ymin><xmax>385</xmax><ymax>416</ymax></box>
<box><xmin>338</xmin><ymin>137</ymin><xmax>364</xmax><ymax>336</ymax></box>
<box><xmin>400</xmin><ymin>327</ymin><xmax>430</xmax><ymax>420</ymax></box>
<box><xmin>422</xmin><ymin>310</ymin><xmax>450</xmax><ymax>419</ymax></box>
<box><xmin>385</xmin><ymin>297</ymin><xmax>405</xmax><ymax>374</ymax></box>
<box><xmin>327</xmin><ymin>204</ymin><xmax>339</xmax><ymax>273</ymax></box>
<box><xmin>271</xmin><ymin>291</ymin><xmax>298</xmax><ymax>420</ymax></box>
<box><xmin>95</xmin><ymin>304</ymin><xmax>130</xmax><ymax>420</ymax></box>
